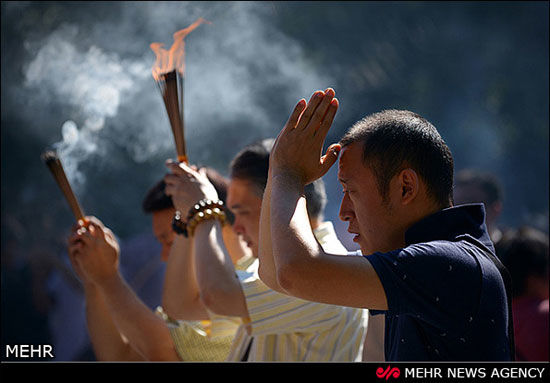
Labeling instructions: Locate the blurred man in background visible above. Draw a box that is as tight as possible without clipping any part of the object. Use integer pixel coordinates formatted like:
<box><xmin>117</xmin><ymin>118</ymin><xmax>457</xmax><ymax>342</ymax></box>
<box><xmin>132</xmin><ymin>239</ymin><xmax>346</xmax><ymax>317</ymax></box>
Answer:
<box><xmin>497</xmin><ymin>226</ymin><xmax>549</xmax><ymax>361</ymax></box>
<box><xmin>453</xmin><ymin>169</ymin><xmax>504</xmax><ymax>244</ymax></box>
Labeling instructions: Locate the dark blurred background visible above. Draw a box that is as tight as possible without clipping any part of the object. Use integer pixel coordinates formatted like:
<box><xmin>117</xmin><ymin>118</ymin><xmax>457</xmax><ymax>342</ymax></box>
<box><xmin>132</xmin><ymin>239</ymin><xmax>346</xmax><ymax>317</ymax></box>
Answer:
<box><xmin>1</xmin><ymin>1</ymin><xmax>548</xmax><ymax>360</ymax></box>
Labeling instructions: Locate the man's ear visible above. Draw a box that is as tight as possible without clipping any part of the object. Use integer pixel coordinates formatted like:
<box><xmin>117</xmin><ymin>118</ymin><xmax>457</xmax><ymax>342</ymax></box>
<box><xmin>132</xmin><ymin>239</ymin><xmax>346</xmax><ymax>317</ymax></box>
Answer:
<box><xmin>399</xmin><ymin>168</ymin><xmax>419</xmax><ymax>205</ymax></box>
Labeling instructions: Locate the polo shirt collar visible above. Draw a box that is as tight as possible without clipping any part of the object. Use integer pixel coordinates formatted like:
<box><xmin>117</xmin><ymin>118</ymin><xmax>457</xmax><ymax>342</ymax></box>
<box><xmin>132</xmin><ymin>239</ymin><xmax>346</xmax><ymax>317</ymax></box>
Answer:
<box><xmin>404</xmin><ymin>203</ymin><xmax>493</xmax><ymax>250</ymax></box>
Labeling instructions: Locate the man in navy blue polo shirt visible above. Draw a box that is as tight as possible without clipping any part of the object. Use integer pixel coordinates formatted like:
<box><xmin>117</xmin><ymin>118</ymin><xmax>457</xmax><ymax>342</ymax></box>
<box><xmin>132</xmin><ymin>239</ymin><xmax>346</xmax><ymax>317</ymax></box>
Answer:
<box><xmin>257</xmin><ymin>88</ymin><xmax>512</xmax><ymax>361</ymax></box>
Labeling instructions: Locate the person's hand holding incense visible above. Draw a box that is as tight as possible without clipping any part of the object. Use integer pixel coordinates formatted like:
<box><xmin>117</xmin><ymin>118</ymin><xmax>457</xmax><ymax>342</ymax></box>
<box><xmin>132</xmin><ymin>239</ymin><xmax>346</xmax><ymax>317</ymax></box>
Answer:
<box><xmin>164</xmin><ymin>160</ymin><xmax>219</xmax><ymax>214</ymax></box>
<box><xmin>67</xmin><ymin>222</ymin><xmax>95</xmax><ymax>287</ymax></box>
<box><xmin>270</xmin><ymin>88</ymin><xmax>341</xmax><ymax>191</ymax></box>
<box><xmin>68</xmin><ymin>216</ymin><xmax>120</xmax><ymax>286</ymax></box>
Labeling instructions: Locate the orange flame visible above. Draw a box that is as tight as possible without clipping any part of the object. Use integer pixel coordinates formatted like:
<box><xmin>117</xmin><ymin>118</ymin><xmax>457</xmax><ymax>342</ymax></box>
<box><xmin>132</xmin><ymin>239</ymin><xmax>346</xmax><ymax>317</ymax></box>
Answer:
<box><xmin>150</xmin><ymin>18</ymin><xmax>210</xmax><ymax>81</ymax></box>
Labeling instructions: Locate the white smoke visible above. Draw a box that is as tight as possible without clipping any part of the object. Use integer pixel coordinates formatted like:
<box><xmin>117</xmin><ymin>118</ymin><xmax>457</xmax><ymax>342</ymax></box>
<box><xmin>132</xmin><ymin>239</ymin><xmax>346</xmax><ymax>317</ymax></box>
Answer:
<box><xmin>22</xmin><ymin>2</ymin><xmax>333</xmax><ymax>191</ymax></box>
<box><xmin>24</xmin><ymin>24</ymin><xmax>151</xmax><ymax>190</ymax></box>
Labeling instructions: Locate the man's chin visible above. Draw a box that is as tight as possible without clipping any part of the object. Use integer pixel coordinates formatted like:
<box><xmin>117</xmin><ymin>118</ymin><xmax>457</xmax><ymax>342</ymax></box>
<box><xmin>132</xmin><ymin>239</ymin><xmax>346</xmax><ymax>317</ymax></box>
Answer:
<box><xmin>352</xmin><ymin>235</ymin><xmax>367</xmax><ymax>254</ymax></box>
<box><xmin>359</xmin><ymin>242</ymin><xmax>372</xmax><ymax>256</ymax></box>
<box><xmin>250</xmin><ymin>244</ymin><xmax>259</xmax><ymax>258</ymax></box>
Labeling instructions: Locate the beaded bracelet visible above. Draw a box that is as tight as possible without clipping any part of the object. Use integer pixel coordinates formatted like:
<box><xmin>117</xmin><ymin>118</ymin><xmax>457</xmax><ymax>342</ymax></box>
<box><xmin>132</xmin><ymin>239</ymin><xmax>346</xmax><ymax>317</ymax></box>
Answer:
<box><xmin>172</xmin><ymin>199</ymin><xmax>227</xmax><ymax>237</ymax></box>
<box><xmin>185</xmin><ymin>199</ymin><xmax>225</xmax><ymax>222</ymax></box>
<box><xmin>186</xmin><ymin>206</ymin><xmax>227</xmax><ymax>237</ymax></box>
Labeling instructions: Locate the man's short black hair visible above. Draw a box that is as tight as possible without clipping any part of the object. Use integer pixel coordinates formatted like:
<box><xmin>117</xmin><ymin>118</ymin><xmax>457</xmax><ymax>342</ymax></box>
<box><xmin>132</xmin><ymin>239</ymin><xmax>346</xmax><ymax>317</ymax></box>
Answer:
<box><xmin>454</xmin><ymin>169</ymin><xmax>503</xmax><ymax>206</ymax></box>
<box><xmin>229</xmin><ymin>138</ymin><xmax>274</xmax><ymax>197</ymax></box>
<box><xmin>496</xmin><ymin>226</ymin><xmax>549</xmax><ymax>297</ymax></box>
<box><xmin>229</xmin><ymin>138</ymin><xmax>327</xmax><ymax>220</ymax></box>
<box><xmin>339</xmin><ymin>109</ymin><xmax>454</xmax><ymax>208</ymax></box>
<box><xmin>142</xmin><ymin>180</ymin><xmax>173</xmax><ymax>213</ymax></box>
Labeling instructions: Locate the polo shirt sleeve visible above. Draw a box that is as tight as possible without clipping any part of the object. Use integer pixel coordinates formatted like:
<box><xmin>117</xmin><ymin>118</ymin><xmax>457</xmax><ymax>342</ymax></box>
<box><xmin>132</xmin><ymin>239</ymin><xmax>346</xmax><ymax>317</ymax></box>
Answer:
<box><xmin>240</xmin><ymin>276</ymin><xmax>345</xmax><ymax>336</ymax></box>
<box><xmin>365</xmin><ymin>241</ymin><xmax>480</xmax><ymax>330</ymax></box>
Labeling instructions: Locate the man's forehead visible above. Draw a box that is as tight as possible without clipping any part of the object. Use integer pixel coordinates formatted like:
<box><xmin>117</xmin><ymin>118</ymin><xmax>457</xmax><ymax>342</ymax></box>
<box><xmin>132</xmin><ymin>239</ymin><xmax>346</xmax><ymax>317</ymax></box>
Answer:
<box><xmin>227</xmin><ymin>178</ymin><xmax>258</xmax><ymax>207</ymax></box>
<box><xmin>337</xmin><ymin>159</ymin><xmax>346</xmax><ymax>179</ymax></box>
<box><xmin>338</xmin><ymin>143</ymin><xmax>361</xmax><ymax>178</ymax></box>
<box><xmin>226</xmin><ymin>180</ymin><xmax>240</xmax><ymax>206</ymax></box>
<box><xmin>152</xmin><ymin>208</ymin><xmax>175</xmax><ymax>223</ymax></box>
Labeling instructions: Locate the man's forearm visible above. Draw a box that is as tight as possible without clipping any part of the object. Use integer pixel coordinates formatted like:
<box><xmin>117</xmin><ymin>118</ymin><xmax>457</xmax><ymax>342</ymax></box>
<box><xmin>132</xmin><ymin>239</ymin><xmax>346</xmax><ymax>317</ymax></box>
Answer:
<box><xmin>258</xmin><ymin>174</ymin><xmax>285</xmax><ymax>292</ymax></box>
<box><xmin>270</xmin><ymin>173</ymin><xmax>322</xmax><ymax>289</ymax></box>
<box><xmin>84</xmin><ymin>284</ymin><xmax>145</xmax><ymax>361</ymax></box>
<box><xmin>162</xmin><ymin>235</ymin><xmax>209</xmax><ymax>320</ymax></box>
<box><xmin>97</xmin><ymin>273</ymin><xmax>180</xmax><ymax>361</ymax></box>
<box><xmin>194</xmin><ymin>220</ymin><xmax>249</xmax><ymax>318</ymax></box>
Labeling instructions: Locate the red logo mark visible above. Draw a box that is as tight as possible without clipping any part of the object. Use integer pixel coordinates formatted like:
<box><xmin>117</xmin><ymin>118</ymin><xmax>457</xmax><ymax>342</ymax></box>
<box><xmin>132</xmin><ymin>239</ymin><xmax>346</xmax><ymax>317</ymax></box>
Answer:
<box><xmin>376</xmin><ymin>366</ymin><xmax>401</xmax><ymax>380</ymax></box>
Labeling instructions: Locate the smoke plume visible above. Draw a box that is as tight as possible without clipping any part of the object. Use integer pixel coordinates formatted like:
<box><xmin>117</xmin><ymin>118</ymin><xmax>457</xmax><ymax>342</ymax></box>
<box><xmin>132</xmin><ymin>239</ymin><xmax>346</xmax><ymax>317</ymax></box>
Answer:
<box><xmin>21</xmin><ymin>2</ymin><xmax>332</xmax><ymax>192</ymax></box>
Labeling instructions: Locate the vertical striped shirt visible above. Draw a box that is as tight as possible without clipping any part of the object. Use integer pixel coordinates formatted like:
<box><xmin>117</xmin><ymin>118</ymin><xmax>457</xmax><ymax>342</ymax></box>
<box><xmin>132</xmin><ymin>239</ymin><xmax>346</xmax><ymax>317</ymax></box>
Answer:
<box><xmin>226</xmin><ymin>222</ymin><xmax>369</xmax><ymax>361</ymax></box>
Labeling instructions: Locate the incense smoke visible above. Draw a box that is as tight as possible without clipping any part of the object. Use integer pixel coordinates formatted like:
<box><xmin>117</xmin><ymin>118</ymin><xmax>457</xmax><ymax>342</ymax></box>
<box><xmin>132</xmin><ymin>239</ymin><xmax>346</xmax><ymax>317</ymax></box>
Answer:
<box><xmin>23</xmin><ymin>24</ymin><xmax>152</xmax><ymax>191</ymax></box>
<box><xmin>21</xmin><ymin>2</ymin><xmax>332</xmax><ymax>192</ymax></box>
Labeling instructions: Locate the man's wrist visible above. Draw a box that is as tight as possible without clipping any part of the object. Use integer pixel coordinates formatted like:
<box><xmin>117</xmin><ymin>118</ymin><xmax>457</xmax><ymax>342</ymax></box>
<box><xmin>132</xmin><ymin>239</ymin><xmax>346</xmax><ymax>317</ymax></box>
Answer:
<box><xmin>270</xmin><ymin>170</ymin><xmax>305</xmax><ymax>194</ymax></box>
<box><xmin>94</xmin><ymin>270</ymin><xmax>123</xmax><ymax>295</ymax></box>
<box><xmin>188</xmin><ymin>206</ymin><xmax>226</xmax><ymax>237</ymax></box>
<box><xmin>193</xmin><ymin>217</ymin><xmax>217</xmax><ymax>231</ymax></box>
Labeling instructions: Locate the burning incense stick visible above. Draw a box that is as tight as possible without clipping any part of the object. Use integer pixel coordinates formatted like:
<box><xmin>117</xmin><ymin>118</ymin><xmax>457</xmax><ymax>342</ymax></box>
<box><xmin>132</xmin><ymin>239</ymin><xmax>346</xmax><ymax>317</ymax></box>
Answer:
<box><xmin>157</xmin><ymin>69</ymin><xmax>187</xmax><ymax>163</ymax></box>
<box><xmin>41</xmin><ymin>150</ymin><xmax>86</xmax><ymax>223</ymax></box>
<box><xmin>150</xmin><ymin>18</ymin><xmax>209</xmax><ymax>164</ymax></box>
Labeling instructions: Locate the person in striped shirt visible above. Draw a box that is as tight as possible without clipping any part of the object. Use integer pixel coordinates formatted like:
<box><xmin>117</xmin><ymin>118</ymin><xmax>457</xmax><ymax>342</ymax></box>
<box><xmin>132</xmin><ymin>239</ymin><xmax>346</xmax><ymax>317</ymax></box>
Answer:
<box><xmin>163</xmin><ymin>138</ymin><xmax>368</xmax><ymax>361</ymax></box>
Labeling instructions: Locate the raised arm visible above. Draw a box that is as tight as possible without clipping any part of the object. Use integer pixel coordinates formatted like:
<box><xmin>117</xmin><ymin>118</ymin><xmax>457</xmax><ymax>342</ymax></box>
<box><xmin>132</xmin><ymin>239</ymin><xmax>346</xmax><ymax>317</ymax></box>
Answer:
<box><xmin>71</xmin><ymin>217</ymin><xmax>180</xmax><ymax>361</ymax></box>
<box><xmin>268</xmin><ymin>89</ymin><xmax>387</xmax><ymax>310</ymax></box>
<box><xmin>162</xmin><ymin>162</ymin><xmax>210</xmax><ymax>320</ymax></box>
<box><xmin>164</xmin><ymin>161</ymin><xmax>249</xmax><ymax>320</ymax></box>
<box><xmin>68</xmin><ymin>232</ymin><xmax>144</xmax><ymax>361</ymax></box>
<box><xmin>257</xmin><ymin>168</ymin><xmax>286</xmax><ymax>293</ymax></box>
<box><xmin>193</xmin><ymin>220</ymin><xmax>249</xmax><ymax>318</ymax></box>
<box><xmin>161</xmin><ymin>232</ymin><xmax>210</xmax><ymax>320</ymax></box>
<box><xmin>83</xmin><ymin>284</ymin><xmax>145</xmax><ymax>361</ymax></box>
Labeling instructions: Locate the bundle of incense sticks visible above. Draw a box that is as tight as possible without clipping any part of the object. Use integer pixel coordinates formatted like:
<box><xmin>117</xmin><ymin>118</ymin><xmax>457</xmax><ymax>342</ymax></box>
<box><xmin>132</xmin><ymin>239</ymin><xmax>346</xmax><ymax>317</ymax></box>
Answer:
<box><xmin>41</xmin><ymin>150</ymin><xmax>86</xmax><ymax>223</ymax></box>
<box><xmin>155</xmin><ymin>69</ymin><xmax>187</xmax><ymax>164</ymax></box>
<box><xmin>150</xmin><ymin>18</ymin><xmax>209</xmax><ymax>164</ymax></box>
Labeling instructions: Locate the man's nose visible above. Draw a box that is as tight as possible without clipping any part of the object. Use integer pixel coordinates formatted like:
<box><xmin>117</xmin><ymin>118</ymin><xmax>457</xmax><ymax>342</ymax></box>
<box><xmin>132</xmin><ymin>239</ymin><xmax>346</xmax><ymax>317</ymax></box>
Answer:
<box><xmin>339</xmin><ymin>193</ymin><xmax>355</xmax><ymax>222</ymax></box>
<box><xmin>232</xmin><ymin>218</ymin><xmax>245</xmax><ymax>235</ymax></box>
